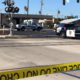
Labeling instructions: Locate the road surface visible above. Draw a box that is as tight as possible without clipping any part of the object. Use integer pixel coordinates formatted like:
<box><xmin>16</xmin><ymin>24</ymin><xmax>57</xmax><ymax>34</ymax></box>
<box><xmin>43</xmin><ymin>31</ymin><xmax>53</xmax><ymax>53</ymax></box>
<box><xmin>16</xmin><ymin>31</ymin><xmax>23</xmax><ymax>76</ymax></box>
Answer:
<box><xmin>0</xmin><ymin>38</ymin><xmax>80</xmax><ymax>80</ymax></box>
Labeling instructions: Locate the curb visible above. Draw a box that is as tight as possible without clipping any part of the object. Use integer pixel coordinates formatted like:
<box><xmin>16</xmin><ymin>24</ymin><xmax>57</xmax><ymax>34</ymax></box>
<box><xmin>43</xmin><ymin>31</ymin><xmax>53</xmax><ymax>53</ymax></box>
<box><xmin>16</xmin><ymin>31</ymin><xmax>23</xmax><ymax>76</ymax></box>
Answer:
<box><xmin>0</xmin><ymin>35</ymin><xmax>58</xmax><ymax>39</ymax></box>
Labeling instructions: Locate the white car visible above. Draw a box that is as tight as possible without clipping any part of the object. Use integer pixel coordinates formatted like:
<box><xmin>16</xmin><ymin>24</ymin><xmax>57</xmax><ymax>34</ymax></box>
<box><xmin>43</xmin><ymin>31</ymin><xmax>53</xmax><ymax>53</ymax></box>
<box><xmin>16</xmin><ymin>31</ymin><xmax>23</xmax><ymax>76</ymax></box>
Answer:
<box><xmin>56</xmin><ymin>23</ymin><xmax>80</xmax><ymax>38</ymax></box>
<box><xmin>15</xmin><ymin>23</ymin><xmax>43</xmax><ymax>31</ymax></box>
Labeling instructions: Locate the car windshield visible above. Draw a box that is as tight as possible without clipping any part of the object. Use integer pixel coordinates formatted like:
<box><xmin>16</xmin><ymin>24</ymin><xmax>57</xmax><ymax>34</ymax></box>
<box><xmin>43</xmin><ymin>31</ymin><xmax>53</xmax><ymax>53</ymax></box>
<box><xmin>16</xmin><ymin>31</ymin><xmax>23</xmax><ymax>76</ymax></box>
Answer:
<box><xmin>65</xmin><ymin>24</ymin><xmax>74</xmax><ymax>29</ymax></box>
<box><xmin>59</xmin><ymin>23</ymin><xmax>65</xmax><ymax>27</ymax></box>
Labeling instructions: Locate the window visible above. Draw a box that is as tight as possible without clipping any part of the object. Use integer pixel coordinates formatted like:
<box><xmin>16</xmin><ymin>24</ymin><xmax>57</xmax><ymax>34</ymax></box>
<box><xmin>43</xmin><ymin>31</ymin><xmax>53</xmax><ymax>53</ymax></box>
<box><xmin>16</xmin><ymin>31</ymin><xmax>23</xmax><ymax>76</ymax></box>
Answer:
<box><xmin>65</xmin><ymin>24</ymin><xmax>74</xmax><ymax>29</ymax></box>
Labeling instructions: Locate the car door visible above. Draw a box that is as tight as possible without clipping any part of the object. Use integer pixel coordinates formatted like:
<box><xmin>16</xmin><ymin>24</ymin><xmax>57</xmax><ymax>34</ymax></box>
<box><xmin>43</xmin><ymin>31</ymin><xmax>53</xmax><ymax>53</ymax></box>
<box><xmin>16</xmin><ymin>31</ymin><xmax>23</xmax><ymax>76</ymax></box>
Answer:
<box><xmin>75</xmin><ymin>26</ymin><xmax>80</xmax><ymax>36</ymax></box>
<box><xmin>66</xmin><ymin>24</ymin><xmax>75</xmax><ymax>37</ymax></box>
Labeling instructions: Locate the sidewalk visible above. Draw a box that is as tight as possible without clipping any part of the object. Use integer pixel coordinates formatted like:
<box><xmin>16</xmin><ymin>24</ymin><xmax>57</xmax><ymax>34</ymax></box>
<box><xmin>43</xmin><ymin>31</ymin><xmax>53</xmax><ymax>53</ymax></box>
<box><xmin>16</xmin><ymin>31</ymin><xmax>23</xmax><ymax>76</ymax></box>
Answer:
<box><xmin>0</xmin><ymin>35</ymin><xmax>32</xmax><ymax>39</ymax></box>
<box><xmin>0</xmin><ymin>34</ymin><xmax>57</xmax><ymax>39</ymax></box>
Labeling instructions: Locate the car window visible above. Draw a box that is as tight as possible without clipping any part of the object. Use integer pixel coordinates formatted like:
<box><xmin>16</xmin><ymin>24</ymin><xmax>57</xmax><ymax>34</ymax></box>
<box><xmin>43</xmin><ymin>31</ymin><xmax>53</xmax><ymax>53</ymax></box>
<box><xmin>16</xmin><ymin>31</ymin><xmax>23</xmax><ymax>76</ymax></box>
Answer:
<box><xmin>65</xmin><ymin>24</ymin><xmax>74</xmax><ymax>29</ymax></box>
<box><xmin>76</xmin><ymin>26</ymin><xmax>80</xmax><ymax>30</ymax></box>
<box><xmin>59</xmin><ymin>23</ymin><xmax>65</xmax><ymax>27</ymax></box>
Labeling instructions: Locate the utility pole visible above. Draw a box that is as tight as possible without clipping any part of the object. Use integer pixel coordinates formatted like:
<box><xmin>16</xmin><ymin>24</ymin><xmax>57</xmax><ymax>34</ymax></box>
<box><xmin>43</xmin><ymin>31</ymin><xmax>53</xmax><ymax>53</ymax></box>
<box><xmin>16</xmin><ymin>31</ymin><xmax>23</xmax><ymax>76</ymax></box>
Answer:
<box><xmin>39</xmin><ymin>0</ymin><xmax>43</xmax><ymax>15</ymax></box>
<box><xmin>27</xmin><ymin>0</ymin><xmax>29</xmax><ymax>23</ymax></box>
<box><xmin>57</xmin><ymin>10</ymin><xmax>60</xmax><ymax>18</ymax></box>
<box><xmin>27</xmin><ymin>0</ymin><xmax>29</xmax><ymax>15</ymax></box>
<box><xmin>24</xmin><ymin>0</ymin><xmax>29</xmax><ymax>24</ymax></box>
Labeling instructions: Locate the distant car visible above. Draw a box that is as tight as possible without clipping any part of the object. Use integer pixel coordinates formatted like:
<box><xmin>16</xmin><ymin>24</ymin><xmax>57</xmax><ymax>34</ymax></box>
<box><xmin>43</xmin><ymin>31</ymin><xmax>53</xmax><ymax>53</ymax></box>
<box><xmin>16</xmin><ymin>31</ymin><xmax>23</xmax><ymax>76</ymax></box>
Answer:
<box><xmin>56</xmin><ymin>23</ymin><xmax>80</xmax><ymax>38</ymax></box>
<box><xmin>15</xmin><ymin>23</ymin><xmax>43</xmax><ymax>31</ymax></box>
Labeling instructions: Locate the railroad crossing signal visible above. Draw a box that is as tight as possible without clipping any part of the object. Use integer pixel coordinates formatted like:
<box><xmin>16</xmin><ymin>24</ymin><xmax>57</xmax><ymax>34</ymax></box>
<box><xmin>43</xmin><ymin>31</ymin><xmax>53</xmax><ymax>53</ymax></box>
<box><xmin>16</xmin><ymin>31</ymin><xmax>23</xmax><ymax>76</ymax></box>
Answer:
<box><xmin>3</xmin><ymin>0</ymin><xmax>19</xmax><ymax>13</ymax></box>
<box><xmin>2</xmin><ymin>0</ymin><xmax>14</xmax><ymax>6</ymax></box>
<box><xmin>5</xmin><ymin>7</ymin><xmax>19</xmax><ymax>13</ymax></box>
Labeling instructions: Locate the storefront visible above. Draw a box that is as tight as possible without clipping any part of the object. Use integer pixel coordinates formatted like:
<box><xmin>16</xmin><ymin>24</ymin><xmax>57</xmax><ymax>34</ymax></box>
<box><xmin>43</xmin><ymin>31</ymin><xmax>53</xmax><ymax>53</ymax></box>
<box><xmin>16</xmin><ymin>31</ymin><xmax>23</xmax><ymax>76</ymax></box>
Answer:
<box><xmin>0</xmin><ymin>13</ymin><xmax>53</xmax><ymax>28</ymax></box>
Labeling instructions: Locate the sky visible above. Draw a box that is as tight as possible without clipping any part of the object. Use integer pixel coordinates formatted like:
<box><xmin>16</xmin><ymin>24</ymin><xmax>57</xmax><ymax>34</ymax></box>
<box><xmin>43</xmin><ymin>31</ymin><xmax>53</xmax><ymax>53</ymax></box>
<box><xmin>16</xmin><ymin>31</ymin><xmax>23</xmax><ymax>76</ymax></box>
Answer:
<box><xmin>0</xmin><ymin>0</ymin><xmax>80</xmax><ymax>18</ymax></box>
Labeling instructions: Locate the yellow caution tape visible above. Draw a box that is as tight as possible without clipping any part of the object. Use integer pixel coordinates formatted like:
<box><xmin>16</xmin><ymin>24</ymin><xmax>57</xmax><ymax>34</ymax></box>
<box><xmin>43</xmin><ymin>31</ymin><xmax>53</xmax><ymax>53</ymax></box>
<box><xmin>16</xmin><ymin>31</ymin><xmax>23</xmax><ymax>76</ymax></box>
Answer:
<box><xmin>0</xmin><ymin>62</ymin><xmax>80</xmax><ymax>80</ymax></box>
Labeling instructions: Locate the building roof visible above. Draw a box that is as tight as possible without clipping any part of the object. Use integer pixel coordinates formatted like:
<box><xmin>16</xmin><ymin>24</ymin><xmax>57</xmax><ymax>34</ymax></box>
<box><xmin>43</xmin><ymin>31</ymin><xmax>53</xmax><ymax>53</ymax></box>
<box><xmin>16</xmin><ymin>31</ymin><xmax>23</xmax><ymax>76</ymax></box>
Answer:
<box><xmin>1</xmin><ymin>13</ymin><xmax>53</xmax><ymax>19</ymax></box>
<box><xmin>60</xmin><ymin>18</ymin><xmax>80</xmax><ymax>24</ymax></box>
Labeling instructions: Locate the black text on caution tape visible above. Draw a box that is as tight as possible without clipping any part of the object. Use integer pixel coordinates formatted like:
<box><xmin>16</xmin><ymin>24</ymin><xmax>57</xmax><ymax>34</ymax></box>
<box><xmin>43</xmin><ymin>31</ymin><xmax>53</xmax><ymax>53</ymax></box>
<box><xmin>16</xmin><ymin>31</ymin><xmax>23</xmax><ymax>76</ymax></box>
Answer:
<box><xmin>0</xmin><ymin>62</ymin><xmax>80</xmax><ymax>80</ymax></box>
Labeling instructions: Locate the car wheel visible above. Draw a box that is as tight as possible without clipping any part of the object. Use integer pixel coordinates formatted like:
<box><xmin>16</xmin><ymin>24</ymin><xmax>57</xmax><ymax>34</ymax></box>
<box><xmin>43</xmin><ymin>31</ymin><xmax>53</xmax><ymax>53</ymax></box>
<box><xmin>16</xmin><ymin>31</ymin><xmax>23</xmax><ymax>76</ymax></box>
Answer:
<box><xmin>17</xmin><ymin>29</ymin><xmax>20</xmax><ymax>31</ymax></box>
<box><xmin>60</xmin><ymin>32</ymin><xmax>66</xmax><ymax>38</ymax></box>
<box><xmin>21</xmin><ymin>27</ymin><xmax>25</xmax><ymax>31</ymax></box>
<box><xmin>37</xmin><ymin>27</ymin><xmax>42</xmax><ymax>31</ymax></box>
<box><xmin>32</xmin><ymin>29</ymin><xmax>36</xmax><ymax>31</ymax></box>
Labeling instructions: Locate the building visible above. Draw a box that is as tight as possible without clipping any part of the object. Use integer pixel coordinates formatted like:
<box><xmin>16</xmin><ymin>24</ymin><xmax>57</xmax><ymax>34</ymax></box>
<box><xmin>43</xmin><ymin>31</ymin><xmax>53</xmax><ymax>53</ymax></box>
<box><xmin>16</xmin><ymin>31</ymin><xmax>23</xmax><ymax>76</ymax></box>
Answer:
<box><xmin>0</xmin><ymin>13</ymin><xmax>53</xmax><ymax>28</ymax></box>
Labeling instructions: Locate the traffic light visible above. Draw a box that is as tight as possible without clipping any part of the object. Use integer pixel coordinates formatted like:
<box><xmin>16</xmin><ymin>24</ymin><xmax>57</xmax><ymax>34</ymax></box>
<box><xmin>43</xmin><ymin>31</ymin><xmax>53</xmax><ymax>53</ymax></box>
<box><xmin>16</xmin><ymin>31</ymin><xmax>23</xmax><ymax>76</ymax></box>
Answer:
<box><xmin>77</xmin><ymin>0</ymin><xmax>80</xmax><ymax>3</ymax></box>
<box><xmin>63</xmin><ymin>0</ymin><xmax>66</xmax><ymax>5</ymax></box>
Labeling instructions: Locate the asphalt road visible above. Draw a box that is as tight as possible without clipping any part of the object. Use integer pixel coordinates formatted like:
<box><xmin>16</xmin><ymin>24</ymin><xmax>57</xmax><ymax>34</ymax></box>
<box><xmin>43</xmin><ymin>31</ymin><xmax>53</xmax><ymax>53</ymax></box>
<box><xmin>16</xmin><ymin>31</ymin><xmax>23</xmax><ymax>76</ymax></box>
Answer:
<box><xmin>13</xmin><ymin>29</ymin><xmax>57</xmax><ymax>38</ymax></box>
<box><xmin>0</xmin><ymin>38</ymin><xmax>80</xmax><ymax>80</ymax></box>
<box><xmin>0</xmin><ymin>28</ymin><xmax>58</xmax><ymax>38</ymax></box>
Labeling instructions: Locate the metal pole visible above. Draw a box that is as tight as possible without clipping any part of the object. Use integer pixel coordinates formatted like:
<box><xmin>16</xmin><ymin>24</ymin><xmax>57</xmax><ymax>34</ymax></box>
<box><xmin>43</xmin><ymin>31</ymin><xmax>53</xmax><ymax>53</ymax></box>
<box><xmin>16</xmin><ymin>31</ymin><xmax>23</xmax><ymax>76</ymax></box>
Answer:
<box><xmin>27</xmin><ymin>0</ymin><xmax>29</xmax><ymax>15</ymax></box>
<box><xmin>9</xmin><ymin>12</ymin><xmax>13</xmax><ymax>36</ymax></box>
<box><xmin>27</xmin><ymin>0</ymin><xmax>29</xmax><ymax>25</ymax></box>
<box><xmin>27</xmin><ymin>0</ymin><xmax>29</xmax><ymax>19</ymax></box>
<box><xmin>3</xmin><ymin>25</ymin><xmax>5</xmax><ymax>35</ymax></box>
<box><xmin>9</xmin><ymin>0</ymin><xmax>13</xmax><ymax>36</ymax></box>
<box><xmin>40</xmin><ymin>0</ymin><xmax>43</xmax><ymax>15</ymax></box>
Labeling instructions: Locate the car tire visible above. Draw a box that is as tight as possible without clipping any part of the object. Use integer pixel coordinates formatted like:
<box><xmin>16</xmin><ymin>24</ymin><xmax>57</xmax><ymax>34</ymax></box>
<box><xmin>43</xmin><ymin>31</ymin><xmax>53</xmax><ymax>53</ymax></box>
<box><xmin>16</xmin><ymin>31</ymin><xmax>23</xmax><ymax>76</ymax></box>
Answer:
<box><xmin>32</xmin><ymin>29</ymin><xmax>36</xmax><ymax>31</ymax></box>
<box><xmin>60</xmin><ymin>32</ymin><xmax>66</xmax><ymax>38</ymax></box>
<box><xmin>37</xmin><ymin>27</ymin><xmax>42</xmax><ymax>31</ymax></box>
<box><xmin>17</xmin><ymin>29</ymin><xmax>20</xmax><ymax>31</ymax></box>
<box><xmin>21</xmin><ymin>27</ymin><xmax>25</xmax><ymax>31</ymax></box>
